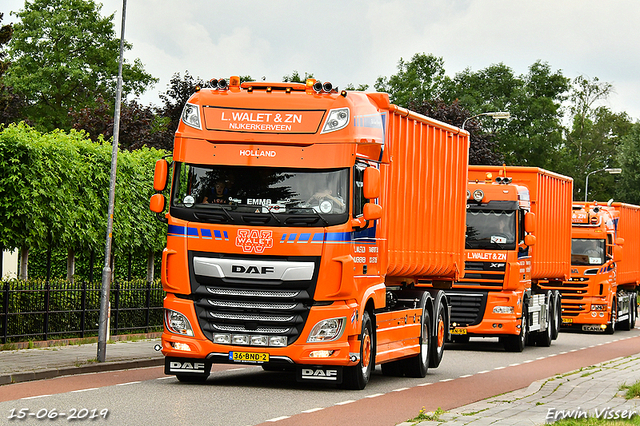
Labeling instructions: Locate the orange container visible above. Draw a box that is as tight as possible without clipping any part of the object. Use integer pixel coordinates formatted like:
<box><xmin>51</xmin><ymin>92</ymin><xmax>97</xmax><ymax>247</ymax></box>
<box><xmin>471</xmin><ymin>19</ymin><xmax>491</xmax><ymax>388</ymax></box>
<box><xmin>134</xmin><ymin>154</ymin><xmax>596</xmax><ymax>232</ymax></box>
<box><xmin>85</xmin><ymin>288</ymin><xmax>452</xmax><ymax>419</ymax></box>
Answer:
<box><xmin>613</xmin><ymin>203</ymin><xmax>640</xmax><ymax>285</ymax></box>
<box><xmin>379</xmin><ymin>106</ymin><xmax>469</xmax><ymax>281</ymax></box>
<box><xmin>468</xmin><ymin>166</ymin><xmax>573</xmax><ymax>281</ymax></box>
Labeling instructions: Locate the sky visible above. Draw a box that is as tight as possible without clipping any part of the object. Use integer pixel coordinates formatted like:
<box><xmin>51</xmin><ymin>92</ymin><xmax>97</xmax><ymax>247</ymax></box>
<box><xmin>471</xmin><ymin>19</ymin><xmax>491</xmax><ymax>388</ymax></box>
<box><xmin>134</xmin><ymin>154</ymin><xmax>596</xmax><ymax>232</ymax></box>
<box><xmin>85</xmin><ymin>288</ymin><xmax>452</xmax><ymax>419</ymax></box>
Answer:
<box><xmin>3</xmin><ymin>0</ymin><xmax>640</xmax><ymax>121</ymax></box>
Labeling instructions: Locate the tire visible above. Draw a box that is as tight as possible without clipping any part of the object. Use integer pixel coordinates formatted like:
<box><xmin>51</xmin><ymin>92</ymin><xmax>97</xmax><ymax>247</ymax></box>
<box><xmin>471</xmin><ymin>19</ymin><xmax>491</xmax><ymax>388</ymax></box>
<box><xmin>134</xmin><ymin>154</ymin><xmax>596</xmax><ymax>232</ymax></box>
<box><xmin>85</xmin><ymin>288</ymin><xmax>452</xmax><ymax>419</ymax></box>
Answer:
<box><xmin>429</xmin><ymin>302</ymin><xmax>446</xmax><ymax>368</ymax></box>
<box><xmin>606</xmin><ymin>297</ymin><xmax>617</xmax><ymax>334</ymax></box>
<box><xmin>341</xmin><ymin>310</ymin><xmax>374</xmax><ymax>390</ymax></box>
<box><xmin>622</xmin><ymin>294</ymin><xmax>634</xmax><ymax>331</ymax></box>
<box><xmin>504</xmin><ymin>303</ymin><xmax>528</xmax><ymax>352</ymax></box>
<box><xmin>176</xmin><ymin>374</ymin><xmax>208</xmax><ymax>383</ymax></box>
<box><xmin>534</xmin><ymin>294</ymin><xmax>552</xmax><ymax>347</ymax></box>
<box><xmin>631</xmin><ymin>294</ymin><xmax>637</xmax><ymax>330</ymax></box>
<box><xmin>550</xmin><ymin>290</ymin><xmax>561</xmax><ymax>340</ymax></box>
<box><xmin>405</xmin><ymin>308</ymin><xmax>431</xmax><ymax>378</ymax></box>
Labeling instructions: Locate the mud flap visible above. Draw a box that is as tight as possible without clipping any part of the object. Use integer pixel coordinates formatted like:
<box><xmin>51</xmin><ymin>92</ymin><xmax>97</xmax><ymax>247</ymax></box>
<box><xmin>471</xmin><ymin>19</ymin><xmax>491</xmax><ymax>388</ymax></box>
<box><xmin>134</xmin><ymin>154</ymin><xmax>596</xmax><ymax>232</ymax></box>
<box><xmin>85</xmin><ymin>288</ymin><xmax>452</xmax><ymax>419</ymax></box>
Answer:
<box><xmin>296</xmin><ymin>366</ymin><xmax>343</xmax><ymax>384</ymax></box>
<box><xmin>165</xmin><ymin>356</ymin><xmax>212</xmax><ymax>376</ymax></box>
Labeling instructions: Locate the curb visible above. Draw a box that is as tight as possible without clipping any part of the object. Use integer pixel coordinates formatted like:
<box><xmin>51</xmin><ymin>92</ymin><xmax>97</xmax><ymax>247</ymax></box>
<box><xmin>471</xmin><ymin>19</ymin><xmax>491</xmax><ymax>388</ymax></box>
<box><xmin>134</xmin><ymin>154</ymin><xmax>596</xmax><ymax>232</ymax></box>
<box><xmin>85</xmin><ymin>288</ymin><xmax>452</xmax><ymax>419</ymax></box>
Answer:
<box><xmin>0</xmin><ymin>357</ymin><xmax>164</xmax><ymax>386</ymax></box>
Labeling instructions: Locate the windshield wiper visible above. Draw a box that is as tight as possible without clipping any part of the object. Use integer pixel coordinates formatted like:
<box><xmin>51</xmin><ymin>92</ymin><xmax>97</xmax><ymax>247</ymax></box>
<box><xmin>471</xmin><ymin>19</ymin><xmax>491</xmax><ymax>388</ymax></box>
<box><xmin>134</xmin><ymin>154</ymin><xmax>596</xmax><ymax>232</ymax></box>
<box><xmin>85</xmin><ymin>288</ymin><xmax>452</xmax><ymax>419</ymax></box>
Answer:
<box><xmin>265</xmin><ymin>206</ymin><xmax>282</xmax><ymax>224</ymax></box>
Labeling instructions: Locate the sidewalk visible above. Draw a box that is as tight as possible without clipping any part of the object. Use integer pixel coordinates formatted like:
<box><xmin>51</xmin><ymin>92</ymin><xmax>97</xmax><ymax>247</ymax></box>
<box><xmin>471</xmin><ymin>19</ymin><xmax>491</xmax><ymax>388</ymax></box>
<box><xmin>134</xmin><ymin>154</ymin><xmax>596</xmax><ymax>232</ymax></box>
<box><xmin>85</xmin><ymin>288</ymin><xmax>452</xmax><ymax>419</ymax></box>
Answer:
<box><xmin>2</xmin><ymin>341</ymin><xmax>640</xmax><ymax>426</ymax></box>
<box><xmin>402</xmin><ymin>354</ymin><xmax>640</xmax><ymax>426</ymax></box>
<box><xmin>0</xmin><ymin>338</ymin><xmax>163</xmax><ymax>385</ymax></box>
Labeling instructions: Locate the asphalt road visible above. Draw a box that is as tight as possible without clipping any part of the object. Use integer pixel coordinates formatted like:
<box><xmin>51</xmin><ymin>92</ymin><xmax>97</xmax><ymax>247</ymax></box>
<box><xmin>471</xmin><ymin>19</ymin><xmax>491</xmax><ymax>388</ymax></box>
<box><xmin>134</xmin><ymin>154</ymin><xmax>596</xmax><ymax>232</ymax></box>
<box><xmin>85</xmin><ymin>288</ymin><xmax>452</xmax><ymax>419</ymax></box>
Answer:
<box><xmin>1</xmin><ymin>328</ymin><xmax>640</xmax><ymax>426</ymax></box>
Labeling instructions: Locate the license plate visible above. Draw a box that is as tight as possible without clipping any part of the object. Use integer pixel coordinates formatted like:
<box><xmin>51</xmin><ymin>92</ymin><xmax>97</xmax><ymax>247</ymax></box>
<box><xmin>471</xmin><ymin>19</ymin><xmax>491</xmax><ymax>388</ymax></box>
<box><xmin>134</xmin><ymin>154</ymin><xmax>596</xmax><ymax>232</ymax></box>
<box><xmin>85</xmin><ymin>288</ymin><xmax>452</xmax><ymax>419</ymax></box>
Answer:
<box><xmin>562</xmin><ymin>318</ymin><xmax>573</xmax><ymax>323</ymax></box>
<box><xmin>450</xmin><ymin>328</ymin><xmax>467</xmax><ymax>335</ymax></box>
<box><xmin>229</xmin><ymin>351</ymin><xmax>269</xmax><ymax>363</ymax></box>
<box><xmin>582</xmin><ymin>325</ymin><xmax>604</xmax><ymax>332</ymax></box>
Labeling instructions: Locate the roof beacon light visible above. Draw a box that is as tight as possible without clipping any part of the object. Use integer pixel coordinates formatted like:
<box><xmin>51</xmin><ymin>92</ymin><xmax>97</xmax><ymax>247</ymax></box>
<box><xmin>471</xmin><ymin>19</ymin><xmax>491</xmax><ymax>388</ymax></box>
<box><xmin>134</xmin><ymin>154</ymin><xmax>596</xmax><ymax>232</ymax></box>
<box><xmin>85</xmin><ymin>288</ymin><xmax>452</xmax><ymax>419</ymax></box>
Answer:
<box><xmin>229</xmin><ymin>76</ymin><xmax>240</xmax><ymax>87</ymax></box>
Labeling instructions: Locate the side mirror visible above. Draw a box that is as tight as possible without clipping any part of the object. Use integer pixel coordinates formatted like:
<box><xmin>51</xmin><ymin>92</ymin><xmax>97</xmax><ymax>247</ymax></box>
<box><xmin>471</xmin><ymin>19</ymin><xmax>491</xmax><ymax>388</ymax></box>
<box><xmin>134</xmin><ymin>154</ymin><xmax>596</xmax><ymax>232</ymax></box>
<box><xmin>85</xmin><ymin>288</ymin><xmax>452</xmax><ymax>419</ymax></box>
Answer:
<box><xmin>524</xmin><ymin>234</ymin><xmax>536</xmax><ymax>247</ymax></box>
<box><xmin>154</xmin><ymin>159</ymin><xmax>169</xmax><ymax>191</ymax></box>
<box><xmin>363</xmin><ymin>167</ymin><xmax>380</xmax><ymax>200</ymax></box>
<box><xmin>524</xmin><ymin>212</ymin><xmax>536</xmax><ymax>234</ymax></box>
<box><xmin>363</xmin><ymin>203</ymin><xmax>382</xmax><ymax>221</ymax></box>
<box><xmin>150</xmin><ymin>193</ymin><xmax>166</xmax><ymax>213</ymax></box>
<box><xmin>614</xmin><ymin>245</ymin><xmax>623</xmax><ymax>263</ymax></box>
<box><xmin>616</xmin><ymin>237</ymin><xmax>625</xmax><ymax>246</ymax></box>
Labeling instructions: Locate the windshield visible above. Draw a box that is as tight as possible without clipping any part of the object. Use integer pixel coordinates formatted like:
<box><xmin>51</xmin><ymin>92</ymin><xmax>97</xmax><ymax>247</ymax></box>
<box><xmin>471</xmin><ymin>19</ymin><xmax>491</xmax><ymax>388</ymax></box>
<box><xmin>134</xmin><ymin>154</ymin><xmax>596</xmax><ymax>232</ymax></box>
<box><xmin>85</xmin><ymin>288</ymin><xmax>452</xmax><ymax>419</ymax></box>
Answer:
<box><xmin>466</xmin><ymin>210</ymin><xmax>517</xmax><ymax>250</ymax></box>
<box><xmin>170</xmin><ymin>163</ymin><xmax>349</xmax><ymax>226</ymax></box>
<box><xmin>571</xmin><ymin>238</ymin><xmax>606</xmax><ymax>266</ymax></box>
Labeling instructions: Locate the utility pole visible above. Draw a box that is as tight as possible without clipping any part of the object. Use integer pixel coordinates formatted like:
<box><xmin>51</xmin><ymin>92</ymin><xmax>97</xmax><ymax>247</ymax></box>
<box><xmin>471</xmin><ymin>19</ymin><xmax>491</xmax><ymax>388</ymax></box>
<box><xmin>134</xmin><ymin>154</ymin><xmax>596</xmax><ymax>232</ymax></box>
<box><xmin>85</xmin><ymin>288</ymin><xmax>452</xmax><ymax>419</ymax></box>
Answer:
<box><xmin>98</xmin><ymin>0</ymin><xmax>127</xmax><ymax>363</ymax></box>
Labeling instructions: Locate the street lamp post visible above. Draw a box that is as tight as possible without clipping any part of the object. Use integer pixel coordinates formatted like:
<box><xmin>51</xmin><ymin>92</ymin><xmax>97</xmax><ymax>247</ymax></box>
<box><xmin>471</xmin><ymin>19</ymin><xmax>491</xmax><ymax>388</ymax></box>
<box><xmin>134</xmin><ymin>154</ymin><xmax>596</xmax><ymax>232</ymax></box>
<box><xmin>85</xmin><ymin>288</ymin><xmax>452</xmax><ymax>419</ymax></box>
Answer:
<box><xmin>462</xmin><ymin>111</ymin><xmax>511</xmax><ymax>131</ymax></box>
<box><xmin>584</xmin><ymin>168</ymin><xmax>622</xmax><ymax>202</ymax></box>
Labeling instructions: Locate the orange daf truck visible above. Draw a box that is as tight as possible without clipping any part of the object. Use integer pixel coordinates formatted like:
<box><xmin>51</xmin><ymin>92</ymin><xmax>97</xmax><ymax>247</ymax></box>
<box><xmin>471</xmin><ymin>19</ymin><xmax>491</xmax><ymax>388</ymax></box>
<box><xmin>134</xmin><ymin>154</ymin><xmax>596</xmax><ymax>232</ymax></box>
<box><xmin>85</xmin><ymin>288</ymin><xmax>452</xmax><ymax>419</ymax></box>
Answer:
<box><xmin>541</xmin><ymin>202</ymin><xmax>640</xmax><ymax>333</ymax></box>
<box><xmin>444</xmin><ymin>166</ymin><xmax>572</xmax><ymax>351</ymax></box>
<box><xmin>149</xmin><ymin>77</ymin><xmax>469</xmax><ymax>389</ymax></box>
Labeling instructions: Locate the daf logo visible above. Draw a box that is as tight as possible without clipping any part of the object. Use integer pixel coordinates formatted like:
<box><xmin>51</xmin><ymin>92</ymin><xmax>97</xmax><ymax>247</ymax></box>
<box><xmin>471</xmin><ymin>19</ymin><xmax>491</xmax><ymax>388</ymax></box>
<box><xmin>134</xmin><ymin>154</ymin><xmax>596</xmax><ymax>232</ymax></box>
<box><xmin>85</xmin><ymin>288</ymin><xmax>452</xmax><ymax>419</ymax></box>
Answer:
<box><xmin>302</xmin><ymin>368</ymin><xmax>338</xmax><ymax>378</ymax></box>
<box><xmin>170</xmin><ymin>361</ymin><xmax>205</xmax><ymax>371</ymax></box>
<box><xmin>231</xmin><ymin>265</ymin><xmax>275</xmax><ymax>275</ymax></box>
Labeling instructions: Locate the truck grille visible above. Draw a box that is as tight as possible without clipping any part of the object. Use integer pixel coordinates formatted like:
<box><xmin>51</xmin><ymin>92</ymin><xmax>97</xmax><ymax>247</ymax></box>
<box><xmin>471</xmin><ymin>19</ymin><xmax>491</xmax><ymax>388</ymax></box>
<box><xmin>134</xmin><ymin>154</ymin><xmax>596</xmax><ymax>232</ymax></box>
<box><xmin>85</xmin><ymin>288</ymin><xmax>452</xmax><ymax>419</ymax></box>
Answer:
<box><xmin>188</xmin><ymin>252</ymin><xmax>319</xmax><ymax>346</ymax></box>
<box><xmin>445</xmin><ymin>291</ymin><xmax>488</xmax><ymax>326</ymax></box>
<box><xmin>456</xmin><ymin>261</ymin><xmax>505</xmax><ymax>288</ymax></box>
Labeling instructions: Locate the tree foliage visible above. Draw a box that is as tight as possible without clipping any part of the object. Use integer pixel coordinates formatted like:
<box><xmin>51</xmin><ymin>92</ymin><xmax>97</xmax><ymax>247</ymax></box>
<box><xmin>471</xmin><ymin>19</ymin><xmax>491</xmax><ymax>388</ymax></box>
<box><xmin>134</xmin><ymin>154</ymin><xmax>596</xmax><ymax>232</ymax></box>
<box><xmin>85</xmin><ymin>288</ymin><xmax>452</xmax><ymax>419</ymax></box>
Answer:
<box><xmin>5</xmin><ymin>0</ymin><xmax>157</xmax><ymax>131</ymax></box>
<box><xmin>0</xmin><ymin>123</ymin><xmax>168</xmax><ymax>277</ymax></box>
<box><xmin>559</xmin><ymin>76</ymin><xmax>632</xmax><ymax>201</ymax></box>
<box><xmin>69</xmin><ymin>97</ymin><xmax>173</xmax><ymax>151</ymax></box>
<box><xmin>375</xmin><ymin>53</ymin><xmax>447</xmax><ymax>107</ymax></box>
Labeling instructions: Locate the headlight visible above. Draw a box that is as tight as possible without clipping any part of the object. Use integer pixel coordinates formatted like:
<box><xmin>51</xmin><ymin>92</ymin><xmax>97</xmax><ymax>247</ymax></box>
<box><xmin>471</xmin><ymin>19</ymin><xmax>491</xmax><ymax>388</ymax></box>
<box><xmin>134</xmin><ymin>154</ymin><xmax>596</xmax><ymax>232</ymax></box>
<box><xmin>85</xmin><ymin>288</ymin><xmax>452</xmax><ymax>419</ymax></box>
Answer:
<box><xmin>493</xmin><ymin>306</ymin><xmax>514</xmax><ymax>314</ymax></box>
<box><xmin>321</xmin><ymin>108</ymin><xmax>349</xmax><ymax>134</ymax></box>
<box><xmin>591</xmin><ymin>304</ymin><xmax>607</xmax><ymax>311</ymax></box>
<box><xmin>181</xmin><ymin>103</ymin><xmax>202</xmax><ymax>129</ymax></box>
<box><xmin>165</xmin><ymin>309</ymin><xmax>194</xmax><ymax>336</ymax></box>
<box><xmin>307</xmin><ymin>317</ymin><xmax>346</xmax><ymax>342</ymax></box>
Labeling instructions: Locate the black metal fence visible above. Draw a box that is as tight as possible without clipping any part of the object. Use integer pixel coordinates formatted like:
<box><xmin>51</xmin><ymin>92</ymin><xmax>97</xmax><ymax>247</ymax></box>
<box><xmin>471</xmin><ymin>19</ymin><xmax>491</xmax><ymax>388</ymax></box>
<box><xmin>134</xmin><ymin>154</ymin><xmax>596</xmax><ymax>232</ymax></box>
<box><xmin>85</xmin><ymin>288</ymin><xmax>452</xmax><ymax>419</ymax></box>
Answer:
<box><xmin>0</xmin><ymin>279</ymin><xmax>165</xmax><ymax>343</ymax></box>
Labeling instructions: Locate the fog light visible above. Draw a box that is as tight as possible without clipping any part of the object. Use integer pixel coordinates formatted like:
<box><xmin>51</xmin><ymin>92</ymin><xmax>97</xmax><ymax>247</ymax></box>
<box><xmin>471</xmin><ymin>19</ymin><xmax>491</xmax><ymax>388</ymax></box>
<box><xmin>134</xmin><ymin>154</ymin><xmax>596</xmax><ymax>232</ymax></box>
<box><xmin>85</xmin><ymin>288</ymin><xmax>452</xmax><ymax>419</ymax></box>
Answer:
<box><xmin>473</xmin><ymin>189</ymin><xmax>484</xmax><ymax>202</ymax></box>
<box><xmin>493</xmin><ymin>306</ymin><xmax>514</xmax><ymax>314</ymax></box>
<box><xmin>232</xmin><ymin>335</ymin><xmax>250</xmax><ymax>345</ymax></box>
<box><xmin>592</xmin><ymin>312</ymin><xmax>597</xmax><ymax>317</ymax></box>
<box><xmin>213</xmin><ymin>334</ymin><xmax>231</xmax><ymax>344</ymax></box>
<box><xmin>170</xmin><ymin>342</ymin><xmax>191</xmax><ymax>351</ymax></box>
<box><xmin>309</xmin><ymin>350</ymin><xmax>335</xmax><ymax>358</ymax></box>
<box><xmin>269</xmin><ymin>336</ymin><xmax>287</xmax><ymax>347</ymax></box>
<box><xmin>599</xmin><ymin>312</ymin><xmax>605</xmax><ymax>317</ymax></box>
<box><xmin>251</xmin><ymin>335</ymin><xmax>269</xmax><ymax>346</ymax></box>
<box><xmin>601</xmin><ymin>324</ymin><xmax>607</xmax><ymax>330</ymax></box>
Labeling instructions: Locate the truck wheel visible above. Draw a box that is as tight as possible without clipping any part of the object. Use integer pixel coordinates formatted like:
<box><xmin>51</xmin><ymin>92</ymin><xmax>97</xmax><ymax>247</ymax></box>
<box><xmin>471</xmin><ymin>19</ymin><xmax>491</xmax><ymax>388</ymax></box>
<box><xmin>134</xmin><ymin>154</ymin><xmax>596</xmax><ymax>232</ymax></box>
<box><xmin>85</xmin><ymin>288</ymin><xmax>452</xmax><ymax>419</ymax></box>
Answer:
<box><xmin>534</xmin><ymin>295</ymin><xmax>552</xmax><ymax>347</ymax></box>
<box><xmin>405</xmin><ymin>308</ymin><xmax>431</xmax><ymax>378</ymax></box>
<box><xmin>504</xmin><ymin>304</ymin><xmax>527</xmax><ymax>352</ymax></box>
<box><xmin>622</xmin><ymin>294</ymin><xmax>634</xmax><ymax>331</ymax></box>
<box><xmin>176</xmin><ymin>374</ymin><xmax>208</xmax><ymax>383</ymax></box>
<box><xmin>341</xmin><ymin>310</ymin><xmax>374</xmax><ymax>390</ymax></box>
<box><xmin>550</xmin><ymin>291</ymin><xmax>561</xmax><ymax>340</ymax></box>
<box><xmin>606</xmin><ymin>298</ymin><xmax>617</xmax><ymax>334</ymax></box>
<box><xmin>429</xmin><ymin>302</ymin><xmax>446</xmax><ymax>368</ymax></box>
<box><xmin>631</xmin><ymin>294</ymin><xmax>637</xmax><ymax>329</ymax></box>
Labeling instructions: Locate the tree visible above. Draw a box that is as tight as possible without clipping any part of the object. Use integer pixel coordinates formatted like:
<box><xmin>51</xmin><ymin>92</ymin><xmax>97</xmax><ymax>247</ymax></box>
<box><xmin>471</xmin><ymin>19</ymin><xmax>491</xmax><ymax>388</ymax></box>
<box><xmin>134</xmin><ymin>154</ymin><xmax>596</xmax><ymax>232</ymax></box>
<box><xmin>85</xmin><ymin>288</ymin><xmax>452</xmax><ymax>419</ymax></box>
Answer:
<box><xmin>375</xmin><ymin>53</ymin><xmax>448</xmax><ymax>107</ymax></box>
<box><xmin>5</xmin><ymin>0</ymin><xmax>157</xmax><ymax>131</ymax></box>
<box><xmin>70</xmin><ymin>97</ymin><xmax>173</xmax><ymax>151</ymax></box>
<box><xmin>447</xmin><ymin>61</ymin><xmax>569</xmax><ymax>169</ymax></box>
<box><xmin>617</xmin><ymin>123</ymin><xmax>640</xmax><ymax>204</ymax></box>
<box><xmin>559</xmin><ymin>76</ymin><xmax>632</xmax><ymax>201</ymax></box>
<box><xmin>0</xmin><ymin>12</ymin><xmax>25</xmax><ymax>127</ymax></box>
<box><xmin>412</xmin><ymin>99</ymin><xmax>504</xmax><ymax>165</ymax></box>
